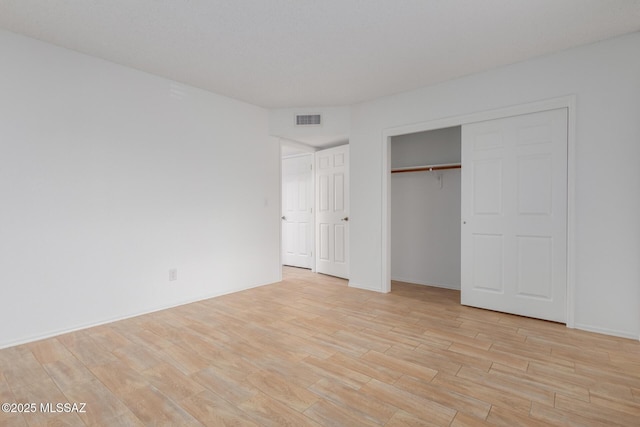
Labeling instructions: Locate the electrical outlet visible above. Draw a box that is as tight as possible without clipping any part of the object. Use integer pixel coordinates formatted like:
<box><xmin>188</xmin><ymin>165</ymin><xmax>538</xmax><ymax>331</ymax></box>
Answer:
<box><xmin>169</xmin><ymin>268</ymin><xmax>178</xmax><ymax>281</ymax></box>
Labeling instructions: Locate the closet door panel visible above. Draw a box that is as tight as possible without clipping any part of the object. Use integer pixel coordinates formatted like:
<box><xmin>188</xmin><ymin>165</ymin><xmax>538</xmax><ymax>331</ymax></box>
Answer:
<box><xmin>461</xmin><ymin>108</ymin><xmax>567</xmax><ymax>323</ymax></box>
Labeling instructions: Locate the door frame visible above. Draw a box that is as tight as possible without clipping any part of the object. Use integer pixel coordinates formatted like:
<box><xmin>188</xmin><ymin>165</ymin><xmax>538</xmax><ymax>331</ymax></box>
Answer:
<box><xmin>381</xmin><ymin>95</ymin><xmax>576</xmax><ymax>328</ymax></box>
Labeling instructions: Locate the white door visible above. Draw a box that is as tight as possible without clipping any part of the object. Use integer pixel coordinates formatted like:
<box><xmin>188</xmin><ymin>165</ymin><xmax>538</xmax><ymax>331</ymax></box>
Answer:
<box><xmin>282</xmin><ymin>154</ymin><xmax>313</xmax><ymax>269</ymax></box>
<box><xmin>316</xmin><ymin>145</ymin><xmax>349</xmax><ymax>279</ymax></box>
<box><xmin>461</xmin><ymin>108</ymin><xmax>567</xmax><ymax>322</ymax></box>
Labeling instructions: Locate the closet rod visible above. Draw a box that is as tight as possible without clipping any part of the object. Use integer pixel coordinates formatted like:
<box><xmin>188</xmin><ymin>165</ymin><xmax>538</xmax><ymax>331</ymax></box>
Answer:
<box><xmin>391</xmin><ymin>163</ymin><xmax>461</xmax><ymax>174</ymax></box>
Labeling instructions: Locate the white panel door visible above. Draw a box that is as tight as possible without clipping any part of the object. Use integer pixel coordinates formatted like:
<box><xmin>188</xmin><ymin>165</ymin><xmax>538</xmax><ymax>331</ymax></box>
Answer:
<box><xmin>461</xmin><ymin>108</ymin><xmax>567</xmax><ymax>322</ymax></box>
<box><xmin>282</xmin><ymin>154</ymin><xmax>313</xmax><ymax>269</ymax></box>
<box><xmin>316</xmin><ymin>145</ymin><xmax>349</xmax><ymax>278</ymax></box>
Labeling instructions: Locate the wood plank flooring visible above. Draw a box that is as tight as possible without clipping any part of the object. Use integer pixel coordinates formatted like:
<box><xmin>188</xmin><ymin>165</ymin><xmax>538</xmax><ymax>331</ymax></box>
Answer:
<box><xmin>1</xmin><ymin>266</ymin><xmax>639</xmax><ymax>426</ymax></box>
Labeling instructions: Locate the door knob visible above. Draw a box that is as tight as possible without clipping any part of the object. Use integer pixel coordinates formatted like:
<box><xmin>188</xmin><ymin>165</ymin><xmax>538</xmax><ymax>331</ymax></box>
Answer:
<box><xmin>281</xmin><ymin>216</ymin><xmax>287</xmax><ymax>220</ymax></box>
<box><xmin>341</xmin><ymin>217</ymin><xmax>349</xmax><ymax>222</ymax></box>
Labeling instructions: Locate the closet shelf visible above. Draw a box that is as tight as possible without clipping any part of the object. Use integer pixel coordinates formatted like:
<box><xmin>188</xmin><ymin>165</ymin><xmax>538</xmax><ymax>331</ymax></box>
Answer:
<box><xmin>391</xmin><ymin>162</ymin><xmax>461</xmax><ymax>174</ymax></box>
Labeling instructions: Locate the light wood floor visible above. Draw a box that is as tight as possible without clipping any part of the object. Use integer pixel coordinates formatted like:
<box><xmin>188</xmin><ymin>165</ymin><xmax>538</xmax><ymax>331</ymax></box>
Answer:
<box><xmin>1</xmin><ymin>267</ymin><xmax>640</xmax><ymax>426</ymax></box>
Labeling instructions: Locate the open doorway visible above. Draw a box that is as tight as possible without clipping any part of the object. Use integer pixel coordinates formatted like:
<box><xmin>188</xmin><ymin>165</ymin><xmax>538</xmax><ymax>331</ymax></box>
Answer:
<box><xmin>279</xmin><ymin>140</ymin><xmax>350</xmax><ymax>280</ymax></box>
<box><xmin>281</xmin><ymin>153</ymin><xmax>314</xmax><ymax>270</ymax></box>
<box><xmin>390</xmin><ymin>126</ymin><xmax>461</xmax><ymax>291</ymax></box>
<box><xmin>280</xmin><ymin>140</ymin><xmax>315</xmax><ymax>273</ymax></box>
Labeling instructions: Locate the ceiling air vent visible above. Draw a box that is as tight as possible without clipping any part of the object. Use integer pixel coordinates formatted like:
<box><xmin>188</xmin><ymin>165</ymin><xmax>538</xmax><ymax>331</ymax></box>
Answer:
<box><xmin>295</xmin><ymin>114</ymin><xmax>322</xmax><ymax>126</ymax></box>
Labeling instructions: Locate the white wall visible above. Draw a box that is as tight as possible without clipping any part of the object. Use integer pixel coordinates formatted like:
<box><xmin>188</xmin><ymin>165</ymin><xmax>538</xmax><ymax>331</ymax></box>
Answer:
<box><xmin>269</xmin><ymin>106</ymin><xmax>350</xmax><ymax>147</ymax></box>
<box><xmin>391</xmin><ymin>128</ymin><xmax>461</xmax><ymax>289</ymax></box>
<box><xmin>0</xmin><ymin>30</ymin><xmax>281</xmax><ymax>348</ymax></box>
<box><xmin>391</xmin><ymin>127</ymin><xmax>461</xmax><ymax>169</ymax></box>
<box><xmin>350</xmin><ymin>32</ymin><xmax>640</xmax><ymax>339</ymax></box>
<box><xmin>280</xmin><ymin>137</ymin><xmax>317</xmax><ymax>157</ymax></box>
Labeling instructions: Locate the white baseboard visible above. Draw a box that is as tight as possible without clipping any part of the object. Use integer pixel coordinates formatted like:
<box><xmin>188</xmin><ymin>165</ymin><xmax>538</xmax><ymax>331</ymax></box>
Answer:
<box><xmin>348</xmin><ymin>281</ymin><xmax>386</xmax><ymax>293</ymax></box>
<box><xmin>573</xmin><ymin>322</ymin><xmax>639</xmax><ymax>341</ymax></box>
<box><xmin>0</xmin><ymin>280</ymin><xmax>275</xmax><ymax>350</ymax></box>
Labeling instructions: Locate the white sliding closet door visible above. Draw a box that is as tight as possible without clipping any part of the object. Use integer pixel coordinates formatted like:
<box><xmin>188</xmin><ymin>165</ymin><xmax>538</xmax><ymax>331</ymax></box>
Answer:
<box><xmin>316</xmin><ymin>145</ymin><xmax>349</xmax><ymax>279</ymax></box>
<box><xmin>461</xmin><ymin>108</ymin><xmax>567</xmax><ymax>322</ymax></box>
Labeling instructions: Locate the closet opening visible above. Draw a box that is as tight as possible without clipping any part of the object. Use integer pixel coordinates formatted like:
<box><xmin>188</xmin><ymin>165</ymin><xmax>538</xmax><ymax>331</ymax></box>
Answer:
<box><xmin>390</xmin><ymin>126</ymin><xmax>462</xmax><ymax>291</ymax></box>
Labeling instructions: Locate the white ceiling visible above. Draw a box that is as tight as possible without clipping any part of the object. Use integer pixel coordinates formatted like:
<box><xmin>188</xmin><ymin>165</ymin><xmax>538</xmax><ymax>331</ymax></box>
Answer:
<box><xmin>1</xmin><ymin>1</ymin><xmax>639</xmax><ymax>109</ymax></box>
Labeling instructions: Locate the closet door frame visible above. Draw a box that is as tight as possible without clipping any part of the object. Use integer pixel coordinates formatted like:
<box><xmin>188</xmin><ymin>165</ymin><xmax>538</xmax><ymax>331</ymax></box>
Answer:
<box><xmin>380</xmin><ymin>95</ymin><xmax>576</xmax><ymax>328</ymax></box>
